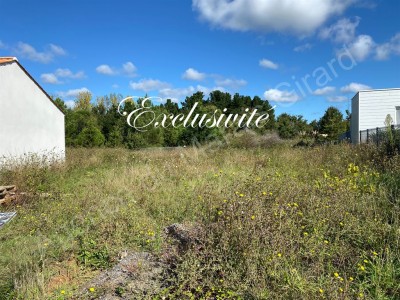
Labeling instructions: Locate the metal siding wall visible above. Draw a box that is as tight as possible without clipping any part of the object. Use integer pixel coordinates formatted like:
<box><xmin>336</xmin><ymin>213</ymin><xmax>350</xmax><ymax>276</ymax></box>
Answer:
<box><xmin>359</xmin><ymin>90</ymin><xmax>400</xmax><ymax>131</ymax></box>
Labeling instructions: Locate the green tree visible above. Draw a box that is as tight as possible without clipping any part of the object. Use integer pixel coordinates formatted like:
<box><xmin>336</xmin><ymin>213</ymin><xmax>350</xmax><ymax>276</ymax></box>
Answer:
<box><xmin>181</xmin><ymin>91</ymin><xmax>205</xmax><ymax>110</ymax></box>
<box><xmin>65</xmin><ymin>110</ymin><xmax>105</xmax><ymax>147</ymax></box>
<box><xmin>277</xmin><ymin>113</ymin><xmax>308</xmax><ymax>139</ymax></box>
<box><xmin>259</xmin><ymin>97</ymin><xmax>276</xmax><ymax>131</ymax></box>
<box><xmin>107</xmin><ymin>125</ymin><xmax>124</xmax><ymax>147</ymax></box>
<box><xmin>209</xmin><ymin>90</ymin><xmax>232</xmax><ymax>110</ymax></box>
<box><xmin>52</xmin><ymin>97</ymin><xmax>68</xmax><ymax>113</ymax></box>
<box><xmin>76</xmin><ymin>124</ymin><xmax>105</xmax><ymax>147</ymax></box>
<box><xmin>74</xmin><ymin>91</ymin><xmax>92</xmax><ymax>111</ymax></box>
<box><xmin>318</xmin><ymin>107</ymin><xmax>347</xmax><ymax>140</ymax></box>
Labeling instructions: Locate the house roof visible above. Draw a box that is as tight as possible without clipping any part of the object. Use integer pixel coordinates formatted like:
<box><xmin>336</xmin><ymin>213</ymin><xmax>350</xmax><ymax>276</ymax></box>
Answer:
<box><xmin>0</xmin><ymin>57</ymin><xmax>17</xmax><ymax>64</ymax></box>
<box><xmin>0</xmin><ymin>56</ymin><xmax>65</xmax><ymax>115</ymax></box>
<box><xmin>352</xmin><ymin>88</ymin><xmax>400</xmax><ymax>101</ymax></box>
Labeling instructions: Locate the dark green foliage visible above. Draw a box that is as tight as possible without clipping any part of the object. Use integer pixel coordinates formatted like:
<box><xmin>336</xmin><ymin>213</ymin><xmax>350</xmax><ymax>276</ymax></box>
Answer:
<box><xmin>277</xmin><ymin>113</ymin><xmax>309</xmax><ymax>139</ymax></box>
<box><xmin>59</xmin><ymin>90</ymin><xmax>357</xmax><ymax>148</ymax></box>
<box><xmin>52</xmin><ymin>97</ymin><xmax>68</xmax><ymax>113</ymax></box>
<box><xmin>77</xmin><ymin>238</ymin><xmax>110</xmax><ymax>270</ymax></box>
<box><xmin>75</xmin><ymin>124</ymin><xmax>105</xmax><ymax>147</ymax></box>
<box><xmin>319</xmin><ymin>106</ymin><xmax>347</xmax><ymax>140</ymax></box>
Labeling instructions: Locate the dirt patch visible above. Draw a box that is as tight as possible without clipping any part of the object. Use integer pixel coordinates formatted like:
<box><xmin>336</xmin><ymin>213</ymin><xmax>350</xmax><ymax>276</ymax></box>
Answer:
<box><xmin>76</xmin><ymin>252</ymin><xmax>166</xmax><ymax>300</ymax></box>
<box><xmin>74</xmin><ymin>223</ymin><xmax>204</xmax><ymax>299</ymax></box>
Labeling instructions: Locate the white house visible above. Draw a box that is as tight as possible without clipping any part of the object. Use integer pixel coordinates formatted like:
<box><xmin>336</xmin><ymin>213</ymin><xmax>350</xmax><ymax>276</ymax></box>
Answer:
<box><xmin>0</xmin><ymin>57</ymin><xmax>65</xmax><ymax>162</ymax></box>
<box><xmin>351</xmin><ymin>88</ymin><xmax>400</xmax><ymax>144</ymax></box>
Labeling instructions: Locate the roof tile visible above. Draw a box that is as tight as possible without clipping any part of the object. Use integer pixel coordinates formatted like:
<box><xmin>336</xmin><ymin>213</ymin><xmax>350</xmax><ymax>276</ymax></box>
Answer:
<box><xmin>0</xmin><ymin>57</ymin><xmax>17</xmax><ymax>64</ymax></box>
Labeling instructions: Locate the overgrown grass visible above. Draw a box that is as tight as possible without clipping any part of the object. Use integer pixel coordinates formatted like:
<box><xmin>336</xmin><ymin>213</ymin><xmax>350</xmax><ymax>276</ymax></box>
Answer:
<box><xmin>0</xmin><ymin>136</ymin><xmax>399</xmax><ymax>299</ymax></box>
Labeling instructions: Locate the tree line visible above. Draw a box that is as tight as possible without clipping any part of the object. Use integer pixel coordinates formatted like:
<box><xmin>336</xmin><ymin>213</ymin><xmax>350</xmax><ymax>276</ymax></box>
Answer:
<box><xmin>52</xmin><ymin>90</ymin><xmax>349</xmax><ymax>148</ymax></box>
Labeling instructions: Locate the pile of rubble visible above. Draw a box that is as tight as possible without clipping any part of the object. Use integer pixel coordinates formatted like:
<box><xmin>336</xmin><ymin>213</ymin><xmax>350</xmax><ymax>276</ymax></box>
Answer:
<box><xmin>0</xmin><ymin>185</ymin><xmax>17</xmax><ymax>205</ymax></box>
<box><xmin>76</xmin><ymin>223</ymin><xmax>204</xmax><ymax>299</ymax></box>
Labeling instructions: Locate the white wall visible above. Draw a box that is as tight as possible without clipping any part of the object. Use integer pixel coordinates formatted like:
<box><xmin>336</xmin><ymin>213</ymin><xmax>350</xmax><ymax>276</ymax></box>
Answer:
<box><xmin>351</xmin><ymin>89</ymin><xmax>400</xmax><ymax>144</ymax></box>
<box><xmin>0</xmin><ymin>61</ymin><xmax>65</xmax><ymax>162</ymax></box>
<box><xmin>359</xmin><ymin>89</ymin><xmax>400</xmax><ymax>131</ymax></box>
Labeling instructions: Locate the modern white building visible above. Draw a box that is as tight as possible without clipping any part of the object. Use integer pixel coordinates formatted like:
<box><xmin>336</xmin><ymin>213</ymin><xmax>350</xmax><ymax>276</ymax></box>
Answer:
<box><xmin>0</xmin><ymin>57</ymin><xmax>65</xmax><ymax>162</ymax></box>
<box><xmin>351</xmin><ymin>88</ymin><xmax>400</xmax><ymax>144</ymax></box>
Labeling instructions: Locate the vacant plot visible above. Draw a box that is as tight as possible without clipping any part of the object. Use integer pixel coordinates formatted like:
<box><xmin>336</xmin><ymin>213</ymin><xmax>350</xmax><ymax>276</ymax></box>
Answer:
<box><xmin>0</xmin><ymin>139</ymin><xmax>399</xmax><ymax>299</ymax></box>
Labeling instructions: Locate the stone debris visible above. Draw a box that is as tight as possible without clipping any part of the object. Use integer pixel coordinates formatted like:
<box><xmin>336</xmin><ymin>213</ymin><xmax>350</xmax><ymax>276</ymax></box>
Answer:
<box><xmin>77</xmin><ymin>252</ymin><xmax>166</xmax><ymax>300</ymax></box>
<box><xmin>164</xmin><ymin>222</ymin><xmax>205</xmax><ymax>251</ymax></box>
<box><xmin>0</xmin><ymin>185</ymin><xmax>17</xmax><ymax>205</ymax></box>
<box><xmin>75</xmin><ymin>223</ymin><xmax>204</xmax><ymax>299</ymax></box>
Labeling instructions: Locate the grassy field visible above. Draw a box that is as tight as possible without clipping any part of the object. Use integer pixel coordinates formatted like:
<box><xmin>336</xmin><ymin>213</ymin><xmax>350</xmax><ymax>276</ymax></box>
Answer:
<box><xmin>0</xmin><ymin>135</ymin><xmax>399</xmax><ymax>299</ymax></box>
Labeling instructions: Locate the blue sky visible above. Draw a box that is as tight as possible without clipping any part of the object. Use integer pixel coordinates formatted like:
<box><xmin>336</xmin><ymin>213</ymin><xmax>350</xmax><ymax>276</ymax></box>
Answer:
<box><xmin>1</xmin><ymin>0</ymin><xmax>399</xmax><ymax>121</ymax></box>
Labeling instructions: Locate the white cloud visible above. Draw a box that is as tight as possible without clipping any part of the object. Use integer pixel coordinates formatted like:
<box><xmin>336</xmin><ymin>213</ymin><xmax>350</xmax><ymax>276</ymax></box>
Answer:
<box><xmin>181</xmin><ymin>68</ymin><xmax>247</xmax><ymax>89</ymax></box>
<box><xmin>96</xmin><ymin>64</ymin><xmax>116</xmax><ymax>75</ymax></box>
<box><xmin>0</xmin><ymin>40</ymin><xmax>6</xmax><ymax>49</ymax></box>
<box><xmin>375</xmin><ymin>33</ymin><xmax>400</xmax><ymax>60</ymax></box>
<box><xmin>263</xmin><ymin>89</ymin><xmax>300</xmax><ymax>103</ymax></box>
<box><xmin>294</xmin><ymin>43</ymin><xmax>313</xmax><ymax>52</ymax></box>
<box><xmin>375</xmin><ymin>44</ymin><xmax>391</xmax><ymax>61</ymax></box>
<box><xmin>96</xmin><ymin>61</ymin><xmax>137</xmax><ymax>76</ymax></box>
<box><xmin>345</xmin><ymin>34</ymin><xmax>375</xmax><ymax>61</ymax></box>
<box><xmin>122</xmin><ymin>61</ymin><xmax>137</xmax><ymax>76</ymax></box>
<box><xmin>159</xmin><ymin>86</ymin><xmax>197</xmax><ymax>102</ymax></box>
<box><xmin>341</xmin><ymin>82</ymin><xmax>371</xmax><ymax>93</ymax></box>
<box><xmin>112</xmin><ymin>84</ymin><xmax>119</xmax><ymax>89</ymax></box>
<box><xmin>193</xmin><ymin>0</ymin><xmax>354</xmax><ymax>34</ymax></box>
<box><xmin>182</xmin><ymin>68</ymin><xmax>206</xmax><ymax>81</ymax></box>
<box><xmin>41</xmin><ymin>73</ymin><xmax>62</xmax><ymax>84</ymax></box>
<box><xmin>65</xmin><ymin>100</ymin><xmax>76</xmax><ymax>109</ymax></box>
<box><xmin>321</xmin><ymin>19</ymin><xmax>400</xmax><ymax>62</ymax></box>
<box><xmin>214</xmin><ymin>78</ymin><xmax>247</xmax><ymax>89</ymax></box>
<box><xmin>55</xmin><ymin>68</ymin><xmax>85</xmax><ymax>79</ymax></box>
<box><xmin>40</xmin><ymin>68</ymin><xmax>85</xmax><ymax>84</ymax></box>
<box><xmin>259</xmin><ymin>59</ymin><xmax>278</xmax><ymax>70</ymax></box>
<box><xmin>319</xmin><ymin>17</ymin><xmax>360</xmax><ymax>43</ymax></box>
<box><xmin>130</xmin><ymin>79</ymin><xmax>171</xmax><ymax>92</ymax></box>
<box><xmin>49</xmin><ymin>44</ymin><xmax>67</xmax><ymax>56</ymax></box>
<box><xmin>313</xmin><ymin>86</ymin><xmax>336</xmax><ymax>96</ymax></box>
<box><xmin>158</xmin><ymin>85</ymin><xmax>223</xmax><ymax>102</ymax></box>
<box><xmin>56</xmin><ymin>87</ymin><xmax>90</xmax><ymax>99</ymax></box>
<box><xmin>327</xmin><ymin>95</ymin><xmax>348</xmax><ymax>102</ymax></box>
<box><xmin>14</xmin><ymin>42</ymin><xmax>66</xmax><ymax>63</ymax></box>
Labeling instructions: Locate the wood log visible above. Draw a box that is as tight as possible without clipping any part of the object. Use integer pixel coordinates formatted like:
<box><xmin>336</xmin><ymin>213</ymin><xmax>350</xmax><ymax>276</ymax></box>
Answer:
<box><xmin>0</xmin><ymin>185</ymin><xmax>16</xmax><ymax>193</ymax></box>
<box><xmin>0</xmin><ymin>195</ymin><xmax>16</xmax><ymax>205</ymax></box>
<box><xmin>0</xmin><ymin>185</ymin><xmax>17</xmax><ymax>205</ymax></box>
